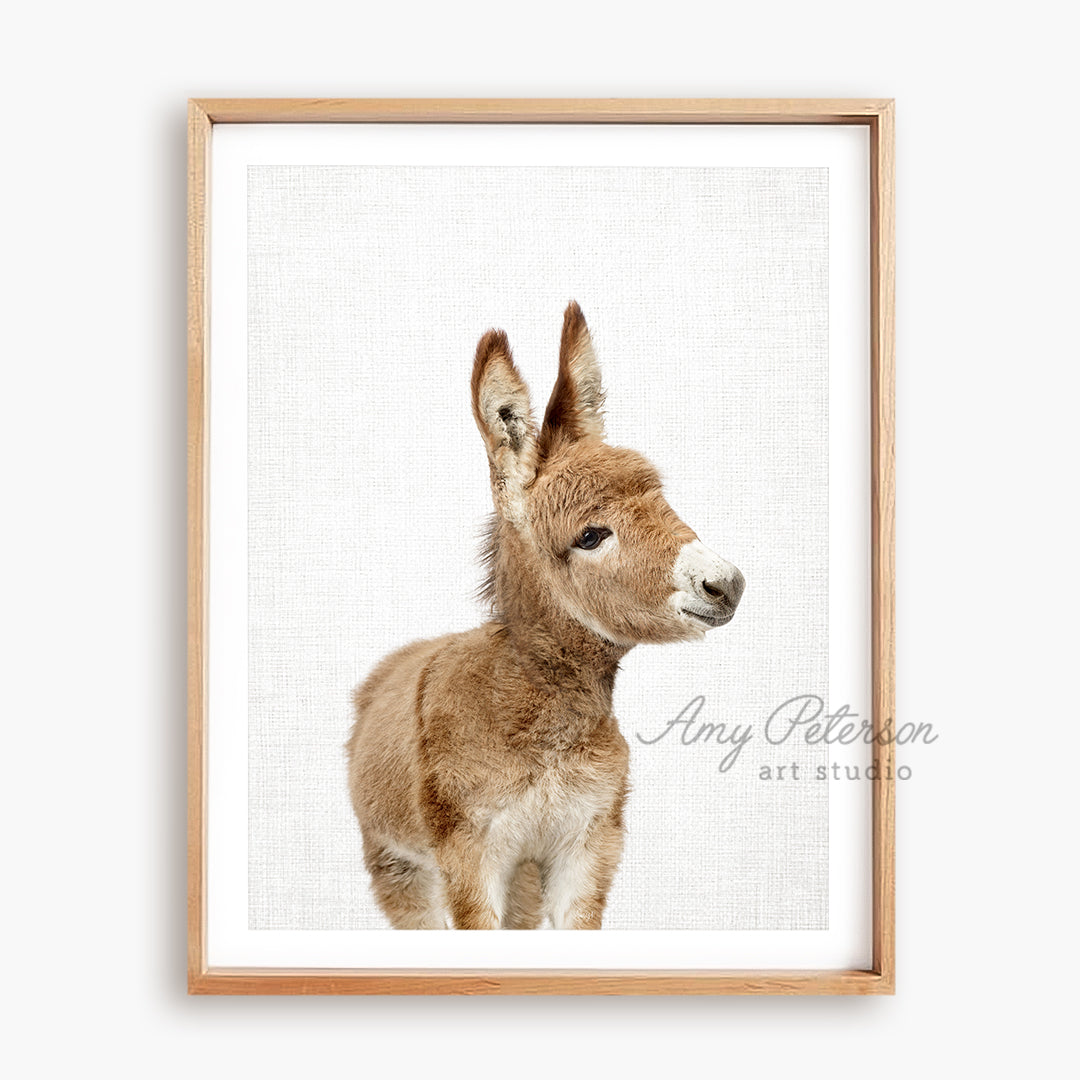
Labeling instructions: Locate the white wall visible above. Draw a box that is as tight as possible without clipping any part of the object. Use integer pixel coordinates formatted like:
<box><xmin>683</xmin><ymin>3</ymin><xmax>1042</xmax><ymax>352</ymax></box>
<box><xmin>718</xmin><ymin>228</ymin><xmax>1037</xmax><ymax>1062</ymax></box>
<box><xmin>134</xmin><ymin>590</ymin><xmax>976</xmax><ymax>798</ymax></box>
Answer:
<box><xmin>4</xmin><ymin>1</ymin><xmax>1074</xmax><ymax>1076</ymax></box>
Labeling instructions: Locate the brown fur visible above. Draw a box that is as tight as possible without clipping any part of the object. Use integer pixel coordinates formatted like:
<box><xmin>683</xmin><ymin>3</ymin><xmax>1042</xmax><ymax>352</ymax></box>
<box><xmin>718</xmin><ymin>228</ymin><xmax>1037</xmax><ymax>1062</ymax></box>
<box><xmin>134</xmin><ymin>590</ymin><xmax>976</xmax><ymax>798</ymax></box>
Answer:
<box><xmin>346</xmin><ymin>302</ymin><xmax>725</xmax><ymax>929</ymax></box>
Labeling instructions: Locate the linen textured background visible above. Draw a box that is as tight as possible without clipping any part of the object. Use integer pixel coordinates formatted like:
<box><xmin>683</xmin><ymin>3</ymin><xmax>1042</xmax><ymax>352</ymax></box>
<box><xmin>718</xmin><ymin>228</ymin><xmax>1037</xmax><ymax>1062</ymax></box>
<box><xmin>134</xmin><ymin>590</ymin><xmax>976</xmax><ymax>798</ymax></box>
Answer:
<box><xmin>247</xmin><ymin>165</ymin><xmax>829</xmax><ymax>930</ymax></box>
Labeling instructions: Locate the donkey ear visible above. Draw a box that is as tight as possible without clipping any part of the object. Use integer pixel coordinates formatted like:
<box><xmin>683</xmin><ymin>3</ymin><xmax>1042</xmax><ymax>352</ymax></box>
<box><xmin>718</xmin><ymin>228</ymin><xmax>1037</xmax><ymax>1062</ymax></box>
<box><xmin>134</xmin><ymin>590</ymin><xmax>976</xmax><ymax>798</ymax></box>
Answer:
<box><xmin>539</xmin><ymin>301</ymin><xmax>605</xmax><ymax>455</ymax></box>
<box><xmin>471</xmin><ymin>329</ymin><xmax>538</xmax><ymax>525</ymax></box>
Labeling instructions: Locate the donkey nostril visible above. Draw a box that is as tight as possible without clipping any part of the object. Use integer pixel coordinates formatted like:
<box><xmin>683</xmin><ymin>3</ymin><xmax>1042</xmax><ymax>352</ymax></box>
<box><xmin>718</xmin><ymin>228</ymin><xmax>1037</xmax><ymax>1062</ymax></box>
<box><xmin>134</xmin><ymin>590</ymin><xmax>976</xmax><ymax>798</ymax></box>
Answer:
<box><xmin>702</xmin><ymin>571</ymin><xmax>744</xmax><ymax>608</ymax></box>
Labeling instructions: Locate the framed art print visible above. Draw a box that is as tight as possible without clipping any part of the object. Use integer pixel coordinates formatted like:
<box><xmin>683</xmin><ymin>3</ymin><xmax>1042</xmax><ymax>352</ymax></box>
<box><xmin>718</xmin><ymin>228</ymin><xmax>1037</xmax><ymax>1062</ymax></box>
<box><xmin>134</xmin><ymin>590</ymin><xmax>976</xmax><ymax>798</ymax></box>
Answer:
<box><xmin>187</xmin><ymin>99</ymin><xmax>895</xmax><ymax>994</ymax></box>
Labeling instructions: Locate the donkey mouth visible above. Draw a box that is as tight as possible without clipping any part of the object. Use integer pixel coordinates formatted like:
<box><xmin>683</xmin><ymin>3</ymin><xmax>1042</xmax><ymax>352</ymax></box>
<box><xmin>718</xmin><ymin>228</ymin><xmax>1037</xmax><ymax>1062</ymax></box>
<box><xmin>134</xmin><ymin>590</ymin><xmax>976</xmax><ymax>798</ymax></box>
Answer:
<box><xmin>681</xmin><ymin>607</ymin><xmax>735</xmax><ymax>628</ymax></box>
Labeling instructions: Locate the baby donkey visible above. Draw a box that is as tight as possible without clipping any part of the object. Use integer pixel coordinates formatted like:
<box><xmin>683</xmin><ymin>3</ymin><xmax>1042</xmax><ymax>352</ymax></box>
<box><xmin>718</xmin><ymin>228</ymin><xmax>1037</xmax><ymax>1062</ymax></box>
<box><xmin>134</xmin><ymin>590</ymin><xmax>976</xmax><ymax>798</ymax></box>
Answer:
<box><xmin>346</xmin><ymin>302</ymin><xmax>744</xmax><ymax>929</ymax></box>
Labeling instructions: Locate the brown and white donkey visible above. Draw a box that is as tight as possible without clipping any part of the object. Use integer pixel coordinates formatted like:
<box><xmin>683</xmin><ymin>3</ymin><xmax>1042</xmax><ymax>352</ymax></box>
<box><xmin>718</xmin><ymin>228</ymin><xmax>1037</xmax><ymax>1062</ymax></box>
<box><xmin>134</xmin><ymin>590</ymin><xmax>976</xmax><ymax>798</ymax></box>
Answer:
<box><xmin>346</xmin><ymin>302</ymin><xmax>744</xmax><ymax>929</ymax></box>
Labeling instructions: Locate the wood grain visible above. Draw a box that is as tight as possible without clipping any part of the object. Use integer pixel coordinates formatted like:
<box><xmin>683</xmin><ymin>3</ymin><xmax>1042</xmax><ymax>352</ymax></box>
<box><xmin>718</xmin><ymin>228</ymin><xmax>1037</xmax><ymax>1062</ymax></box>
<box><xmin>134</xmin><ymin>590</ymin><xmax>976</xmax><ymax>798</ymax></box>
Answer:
<box><xmin>192</xmin><ymin>98</ymin><xmax>892</xmax><ymax>125</ymax></box>
<box><xmin>187</xmin><ymin>99</ymin><xmax>210</xmax><ymax>992</ymax></box>
<box><xmin>870</xmin><ymin>100</ymin><xmax>897</xmax><ymax>990</ymax></box>
<box><xmin>186</xmin><ymin>98</ymin><xmax>896</xmax><ymax>995</ymax></box>
<box><xmin>189</xmin><ymin>968</ymin><xmax>890</xmax><ymax>996</ymax></box>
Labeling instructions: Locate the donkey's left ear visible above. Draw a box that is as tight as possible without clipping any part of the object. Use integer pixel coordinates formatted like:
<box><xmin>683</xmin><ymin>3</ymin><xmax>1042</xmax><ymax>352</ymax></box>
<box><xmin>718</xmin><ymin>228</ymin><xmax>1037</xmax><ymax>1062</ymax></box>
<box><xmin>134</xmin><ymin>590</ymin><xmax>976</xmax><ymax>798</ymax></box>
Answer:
<box><xmin>471</xmin><ymin>328</ymin><xmax>539</xmax><ymax>526</ymax></box>
<box><xmin>539</xmin><ymin>300</ymin><xmax>605</xmax><ymax>455</ymax></box>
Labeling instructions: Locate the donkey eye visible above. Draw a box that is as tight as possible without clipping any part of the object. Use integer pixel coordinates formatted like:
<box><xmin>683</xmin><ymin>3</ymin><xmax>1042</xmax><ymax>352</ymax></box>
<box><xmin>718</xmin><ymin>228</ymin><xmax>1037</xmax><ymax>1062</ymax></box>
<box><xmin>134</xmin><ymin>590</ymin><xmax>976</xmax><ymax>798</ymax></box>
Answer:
<box><xmin>574</xmin><ymin>526</ymin><xmax>611</xmax><ymax>551</ymax></box>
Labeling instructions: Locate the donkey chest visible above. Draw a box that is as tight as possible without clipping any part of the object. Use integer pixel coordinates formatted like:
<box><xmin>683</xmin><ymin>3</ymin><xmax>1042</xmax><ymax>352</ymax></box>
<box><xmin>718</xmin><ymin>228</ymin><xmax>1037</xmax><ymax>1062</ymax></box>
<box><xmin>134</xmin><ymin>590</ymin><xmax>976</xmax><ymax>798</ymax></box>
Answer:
<box><xmin>482</xmin><ymin>765</ymin><xmax>615</xmax><ymax>858</ymax></box>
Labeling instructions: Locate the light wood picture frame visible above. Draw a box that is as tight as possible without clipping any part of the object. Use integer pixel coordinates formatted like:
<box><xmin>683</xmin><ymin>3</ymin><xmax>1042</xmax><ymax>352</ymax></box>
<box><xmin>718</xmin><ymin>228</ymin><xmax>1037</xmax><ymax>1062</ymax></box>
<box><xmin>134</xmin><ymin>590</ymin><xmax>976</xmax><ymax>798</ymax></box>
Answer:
<box><xmin>188</xmin><ymin>98</ymin><xmax>895</xmax><ymax>995</ymax></box>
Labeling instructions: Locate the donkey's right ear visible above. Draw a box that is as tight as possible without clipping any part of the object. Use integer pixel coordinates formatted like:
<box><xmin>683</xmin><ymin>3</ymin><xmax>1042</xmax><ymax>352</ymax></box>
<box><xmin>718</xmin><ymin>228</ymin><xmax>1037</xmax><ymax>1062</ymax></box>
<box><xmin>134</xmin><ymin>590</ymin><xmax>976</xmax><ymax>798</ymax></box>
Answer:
<box><xmin>471</xmin><ymin>329</ymin><xmax>538</xmax><ymax>526</ymax></box>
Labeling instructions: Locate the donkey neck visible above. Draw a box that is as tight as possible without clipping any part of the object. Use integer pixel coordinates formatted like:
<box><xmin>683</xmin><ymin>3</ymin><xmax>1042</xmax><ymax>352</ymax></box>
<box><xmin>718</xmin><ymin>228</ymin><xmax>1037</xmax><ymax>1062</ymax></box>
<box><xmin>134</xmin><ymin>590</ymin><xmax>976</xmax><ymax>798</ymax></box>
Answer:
<box><xmin>493</xmin><ymin>574</ymin><xmax>629</xmax><ymax>714</ymax></box>
<box><xmin>503</xmin><ymin>605</ymin><xmax>627</xmax><ymax>701</ymax></box>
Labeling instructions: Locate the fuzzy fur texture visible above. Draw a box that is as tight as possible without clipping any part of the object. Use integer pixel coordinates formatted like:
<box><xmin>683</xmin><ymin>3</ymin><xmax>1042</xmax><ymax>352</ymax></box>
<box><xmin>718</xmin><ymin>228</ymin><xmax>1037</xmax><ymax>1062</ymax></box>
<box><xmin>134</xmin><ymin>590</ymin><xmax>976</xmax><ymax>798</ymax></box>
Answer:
<box><xmin>346</xmin><ymin>302</ymin><xmax>744</xmax><ymax>929</ymax></box>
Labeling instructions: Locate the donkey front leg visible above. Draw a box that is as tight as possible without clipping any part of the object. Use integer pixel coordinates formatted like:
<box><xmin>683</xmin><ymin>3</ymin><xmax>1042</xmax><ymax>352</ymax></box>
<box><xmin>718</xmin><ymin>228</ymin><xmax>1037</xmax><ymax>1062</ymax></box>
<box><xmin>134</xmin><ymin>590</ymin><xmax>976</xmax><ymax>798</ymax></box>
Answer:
<box><xmin>546</xmin><ymin>814</ymin><xmax>625</xmax><ymax>930</ymax></box>
<box><xmin>436</xmin><ymin>830</ymin><xmax>517</xmax><ymax>930</ymax></box>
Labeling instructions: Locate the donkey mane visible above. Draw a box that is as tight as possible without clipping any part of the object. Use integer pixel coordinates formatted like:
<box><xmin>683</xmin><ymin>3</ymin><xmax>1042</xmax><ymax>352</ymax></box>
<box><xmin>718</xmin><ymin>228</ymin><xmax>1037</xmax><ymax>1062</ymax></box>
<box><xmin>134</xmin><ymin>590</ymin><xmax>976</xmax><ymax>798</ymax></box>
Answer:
<box><xmin>475</xmin><ymin>512</ymin><xmax>502</xmax><ymax>615</ymax></box>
